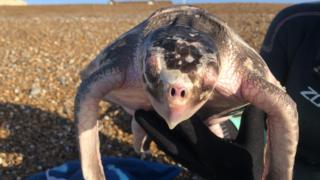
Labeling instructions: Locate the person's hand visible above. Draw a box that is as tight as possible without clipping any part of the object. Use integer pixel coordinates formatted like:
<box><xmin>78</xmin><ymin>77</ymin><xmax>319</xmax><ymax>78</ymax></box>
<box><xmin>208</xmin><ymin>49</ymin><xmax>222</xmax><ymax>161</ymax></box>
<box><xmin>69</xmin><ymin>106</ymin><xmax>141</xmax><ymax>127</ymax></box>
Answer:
<box><xmin>134</xmin><ymin>106</ymin><xmax>265</xmax><ymax>180</ymax></box>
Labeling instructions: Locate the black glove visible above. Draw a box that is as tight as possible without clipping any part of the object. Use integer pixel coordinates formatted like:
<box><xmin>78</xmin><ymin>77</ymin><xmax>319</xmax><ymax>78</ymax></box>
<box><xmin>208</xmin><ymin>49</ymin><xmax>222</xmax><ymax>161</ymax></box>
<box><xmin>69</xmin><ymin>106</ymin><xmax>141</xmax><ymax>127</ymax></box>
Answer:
<box><xmin>134</xmin><ymin>106</ymin><xmax>265</xmax><ymax>180</ymax></box>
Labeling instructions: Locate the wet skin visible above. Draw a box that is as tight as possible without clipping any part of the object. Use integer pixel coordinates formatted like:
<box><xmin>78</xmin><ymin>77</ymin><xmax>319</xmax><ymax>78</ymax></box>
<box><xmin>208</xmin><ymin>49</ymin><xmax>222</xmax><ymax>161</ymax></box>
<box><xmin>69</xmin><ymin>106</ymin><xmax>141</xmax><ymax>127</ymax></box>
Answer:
<box><xmin>75</xmin><ymin>5</ymin><xmax>298</xmax><ymax>180</ymax></box>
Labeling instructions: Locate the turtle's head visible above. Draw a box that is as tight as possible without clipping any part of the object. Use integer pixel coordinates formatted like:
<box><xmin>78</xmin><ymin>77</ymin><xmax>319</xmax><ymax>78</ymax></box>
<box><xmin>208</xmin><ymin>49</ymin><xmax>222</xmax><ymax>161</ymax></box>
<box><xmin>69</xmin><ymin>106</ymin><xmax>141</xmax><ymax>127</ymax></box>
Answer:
<box><xmin>143</xmin><ymin>26</ymin><xmax>219</xmax><ymax>129</ymax></box>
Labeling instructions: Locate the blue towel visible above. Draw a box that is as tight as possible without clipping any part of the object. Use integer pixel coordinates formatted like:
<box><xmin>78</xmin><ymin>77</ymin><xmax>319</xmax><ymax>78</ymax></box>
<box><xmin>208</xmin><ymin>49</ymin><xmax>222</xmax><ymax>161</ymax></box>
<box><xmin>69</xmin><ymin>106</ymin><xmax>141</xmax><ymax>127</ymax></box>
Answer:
<box><xmin>27</xmin><ymin>157</ymin><xmax>181</xmax><ymax>180</ymax></box>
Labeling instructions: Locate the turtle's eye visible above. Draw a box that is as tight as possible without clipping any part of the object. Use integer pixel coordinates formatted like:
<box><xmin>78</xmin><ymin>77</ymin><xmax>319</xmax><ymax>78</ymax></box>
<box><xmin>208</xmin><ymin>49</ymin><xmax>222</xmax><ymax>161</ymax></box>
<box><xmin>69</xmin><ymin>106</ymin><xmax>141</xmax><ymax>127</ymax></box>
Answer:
<box><xmin>144</xmin><ymin>53</ymin><xmax>161</xmax><ymax>85</ymax></box>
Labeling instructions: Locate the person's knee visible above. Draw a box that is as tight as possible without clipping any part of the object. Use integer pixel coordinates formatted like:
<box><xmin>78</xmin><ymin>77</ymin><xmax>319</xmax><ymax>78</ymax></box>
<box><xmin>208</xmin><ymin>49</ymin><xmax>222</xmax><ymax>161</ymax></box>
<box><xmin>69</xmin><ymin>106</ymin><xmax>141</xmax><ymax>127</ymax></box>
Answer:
<box><xmin>261</xmin><ymin>3</ymin><xmax>320</xmax><ymax>53</ymax></box>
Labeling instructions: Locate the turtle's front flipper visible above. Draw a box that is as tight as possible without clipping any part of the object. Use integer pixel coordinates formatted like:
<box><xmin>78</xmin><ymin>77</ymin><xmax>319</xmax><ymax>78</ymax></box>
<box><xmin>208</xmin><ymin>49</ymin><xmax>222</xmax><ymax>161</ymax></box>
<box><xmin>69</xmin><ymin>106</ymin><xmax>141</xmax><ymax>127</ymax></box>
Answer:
<box><xmin>75</xmin><ymin>65</ymin><xmax>126</xmax><ymax>180</ymax></box>
<box><xmin>241</xmin><ymin>72</ymin><xmax>299</xmax><ymax>180</ymax></box>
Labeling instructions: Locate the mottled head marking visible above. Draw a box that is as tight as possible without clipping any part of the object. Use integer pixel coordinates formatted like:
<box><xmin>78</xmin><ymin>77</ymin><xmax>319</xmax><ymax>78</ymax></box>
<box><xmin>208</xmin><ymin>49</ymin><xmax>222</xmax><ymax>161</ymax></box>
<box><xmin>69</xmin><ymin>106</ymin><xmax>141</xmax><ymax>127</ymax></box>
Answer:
<box><xmin>155</xmin><ymin>37</ymin><xmax>203</xmax><ymax>73</ymax></box>
<box><xmin>152</xmin><ymin>26</ymin><xmax>217</xmax><ymax>73</ymax></box>
<box><xmin>142</xmin><ymin>24</ymin><xmax>220</xmax><ymax>128</ymax></box>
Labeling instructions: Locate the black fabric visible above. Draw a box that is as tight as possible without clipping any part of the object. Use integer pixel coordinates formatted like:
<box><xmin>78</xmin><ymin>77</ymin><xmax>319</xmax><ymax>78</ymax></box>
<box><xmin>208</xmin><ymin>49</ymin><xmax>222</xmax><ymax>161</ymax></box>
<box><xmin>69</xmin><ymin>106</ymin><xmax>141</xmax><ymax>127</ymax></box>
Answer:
<box><xmin>135</xmin><ymin>106</ymin><xmax>265</xmax><ymax>180</ymax></box>
<box><xmin>260</xmin><ymin>2</ymin><xmax>320</xmax><ymax>166</ymax></box>
<box><xmin>293</xmin><ymin>159</ymin><xmax>320</xmax><ymax>180</ymax></box>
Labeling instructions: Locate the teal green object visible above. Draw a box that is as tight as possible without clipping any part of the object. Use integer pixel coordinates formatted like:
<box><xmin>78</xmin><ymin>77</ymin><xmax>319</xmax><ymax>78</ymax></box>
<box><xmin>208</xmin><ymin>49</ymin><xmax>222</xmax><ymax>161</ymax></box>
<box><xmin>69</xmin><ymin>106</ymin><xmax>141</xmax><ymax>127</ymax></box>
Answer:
<box><xmin>230</xmin><ymin>116</ymin><xmax>241</xmax><ymax>130</ymax></box>
<box><xmin>230</xmin><ymin>115</ymin><xmax>267</xmax><ymax>143</ymax></box>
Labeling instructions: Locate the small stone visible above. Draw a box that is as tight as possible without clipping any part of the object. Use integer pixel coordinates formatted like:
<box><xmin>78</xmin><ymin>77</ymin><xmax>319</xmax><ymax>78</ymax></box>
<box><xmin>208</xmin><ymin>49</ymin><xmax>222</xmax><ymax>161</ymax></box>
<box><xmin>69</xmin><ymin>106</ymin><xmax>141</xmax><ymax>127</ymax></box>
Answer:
<box><xmin>29</xmin><ymin>87</ymin><xmax>42</xmax><ymax>97</ymax></box>
<box><xmin>0</xmin><ymin>129</ymin><xmax>10</xmax><ymax>139</ymax></box>
<box><xmin>24</xmin><ymin>109</ymin><xmax>31</xmax><ymax>114</ymax></box>
<box><xmin>69</xmin><ymin>59</ymin><xmax>75</xmax><ymax>64</ymax></box>
<box><xmin>16</xmin><ymin>155</ymin><xmax>23</xmax><ymax>162</ymax></box>
<box><xmin>65</xmin><ymin>146</ymin><xmax>71</xmax><ymax>152</ymax></box>
<box><xmin>14</xmin><ymin>88</ymin><xmax>20</xmax><ymax>94</ymax></box>
<box><xmin>118</xmin><ymin>131</ymin><xmax>123</xmax><ymax>136</ymax></box>
<box><xmin>9</xmin><ymin>112</ymin><xmax>14</xmax><ymax>118</ymax></box>
<box><xmin>2</xmin><ymin>162</ymin><xmax>8</xmax><ymax>167</ymax></box>
<box><xmin>58</xmin><ymin>76</ymin><xmax>67</xmax><ymax>86</ymax></box>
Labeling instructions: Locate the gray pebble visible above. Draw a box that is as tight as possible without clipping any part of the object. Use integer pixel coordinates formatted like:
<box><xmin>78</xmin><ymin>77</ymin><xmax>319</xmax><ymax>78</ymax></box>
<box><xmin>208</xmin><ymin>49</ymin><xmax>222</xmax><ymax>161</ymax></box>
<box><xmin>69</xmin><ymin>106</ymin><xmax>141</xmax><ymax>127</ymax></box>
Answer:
<box><xmin>29</xmin><ymin>87</ymin><xmax>42</xmax><ymax>97</ymax></box>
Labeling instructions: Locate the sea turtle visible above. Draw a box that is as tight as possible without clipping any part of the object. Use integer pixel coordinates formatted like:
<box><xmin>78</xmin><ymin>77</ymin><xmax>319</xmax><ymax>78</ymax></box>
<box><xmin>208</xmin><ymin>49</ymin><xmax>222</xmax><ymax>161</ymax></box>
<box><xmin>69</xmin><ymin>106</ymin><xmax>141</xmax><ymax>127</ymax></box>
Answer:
<box><xmin>75</xmin><ymin>5</ymin><xmax>298</xmax><ymax>180</ymax></box>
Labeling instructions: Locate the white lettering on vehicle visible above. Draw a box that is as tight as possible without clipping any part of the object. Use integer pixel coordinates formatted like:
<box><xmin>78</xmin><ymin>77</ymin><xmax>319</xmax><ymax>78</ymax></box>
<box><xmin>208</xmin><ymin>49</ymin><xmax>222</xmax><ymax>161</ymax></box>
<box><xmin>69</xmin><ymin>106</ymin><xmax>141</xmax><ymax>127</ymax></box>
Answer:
<box><xmin>300</xmin><ymin>86</ymin><xmax>320</xmax><ymax>108</ymax></box>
